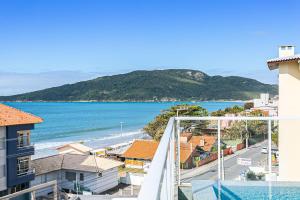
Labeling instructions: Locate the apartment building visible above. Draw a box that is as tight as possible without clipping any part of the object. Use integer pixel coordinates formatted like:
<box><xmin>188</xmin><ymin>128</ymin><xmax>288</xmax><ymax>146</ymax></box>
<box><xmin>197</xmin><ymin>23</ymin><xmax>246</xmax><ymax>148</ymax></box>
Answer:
<box><xmin>0</xmin><ymin>103</ymin><xmax>43</xmax><ymax>199</ymax></box>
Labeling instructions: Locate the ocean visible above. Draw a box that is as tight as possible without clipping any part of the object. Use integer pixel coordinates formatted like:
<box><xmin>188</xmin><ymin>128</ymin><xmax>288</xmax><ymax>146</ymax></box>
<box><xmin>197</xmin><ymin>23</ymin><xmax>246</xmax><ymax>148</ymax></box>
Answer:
<box><xmin>3</xmin><ymin>102</ymin><xmax>243</xmax><ymax>157</ymax></box>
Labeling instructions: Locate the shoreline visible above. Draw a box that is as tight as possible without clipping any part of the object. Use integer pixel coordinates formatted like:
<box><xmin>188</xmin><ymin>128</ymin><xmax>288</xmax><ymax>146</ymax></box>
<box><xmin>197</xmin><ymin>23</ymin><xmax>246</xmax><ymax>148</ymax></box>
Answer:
<box><xmin>33</xmin><ymin>129</ymin><xmax>149</xmax><ymax>159</ymax></box>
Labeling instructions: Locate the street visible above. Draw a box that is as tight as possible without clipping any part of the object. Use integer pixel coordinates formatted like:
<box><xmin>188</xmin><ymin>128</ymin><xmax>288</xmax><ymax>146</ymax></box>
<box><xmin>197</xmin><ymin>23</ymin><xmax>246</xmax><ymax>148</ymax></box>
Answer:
<box><xmin>181</xmin><ymin>140</ymin><xmax>268</xmax><ymax>182</ymax></box>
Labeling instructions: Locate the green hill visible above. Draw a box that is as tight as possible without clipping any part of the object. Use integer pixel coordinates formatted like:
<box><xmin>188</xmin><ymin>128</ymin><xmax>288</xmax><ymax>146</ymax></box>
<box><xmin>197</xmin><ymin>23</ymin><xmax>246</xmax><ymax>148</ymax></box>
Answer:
<box><xmin>0</xmin><ymin>69</ymin><xmax>278</xmax><ymax>101</ymax></box>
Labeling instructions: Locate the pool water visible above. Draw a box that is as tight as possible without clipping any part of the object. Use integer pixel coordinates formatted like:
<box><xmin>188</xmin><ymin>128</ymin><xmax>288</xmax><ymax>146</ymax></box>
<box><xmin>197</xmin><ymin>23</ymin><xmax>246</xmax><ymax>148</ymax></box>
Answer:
<box><xmin>191</xmin><ymin>180</ymin><xmax>300</xmax><ymax>200</ymax></box>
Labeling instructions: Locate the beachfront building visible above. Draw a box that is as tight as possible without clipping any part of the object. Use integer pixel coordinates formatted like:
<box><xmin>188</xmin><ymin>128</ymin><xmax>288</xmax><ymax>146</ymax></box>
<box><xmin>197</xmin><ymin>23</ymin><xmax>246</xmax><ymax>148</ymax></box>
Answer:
<box><xmin>0</xmin><ymin>104</ymin><xmax>43</xmax><ymax>199</ymax></box>
<box><xmin>122</xmin><ymin>140</ymin><xmax>159</xmax><ymax>169</ymax></box>
<box><xmin>56</xmin><ymin>143</ymin><xmax>92</xmax><ymax>155</ymax></box>
<box><xmin>267</xmin><ymin>45</ymin><xmax>300</xmax><ymax>181</ymax></box>
<box><xmin>31</xmin><ymin>153</ymin><xmax>123</xmax><ymax>197</ymax></box>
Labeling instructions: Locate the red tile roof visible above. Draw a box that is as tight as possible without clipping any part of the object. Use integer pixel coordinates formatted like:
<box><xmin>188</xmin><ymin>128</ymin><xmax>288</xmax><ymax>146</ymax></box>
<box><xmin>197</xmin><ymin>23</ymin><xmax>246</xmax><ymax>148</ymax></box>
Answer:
<box><xmin>0</xmin><ymin>104</ymin><xmax>43</xmax><ymax>126</ymax></box>
<box><xmin>122</xmin><ymin>139</ymin><xmax>159</xmax><ymax>160</ymax></box>
<box><xmin>180</xmin><ymin>135</ymin><xmax>217</xmax><ymax>163</ymax></box>
<box><xmin>189</xmin><ymin>135</ymin><xmax>216</xmax><ymax>152</ymax></box>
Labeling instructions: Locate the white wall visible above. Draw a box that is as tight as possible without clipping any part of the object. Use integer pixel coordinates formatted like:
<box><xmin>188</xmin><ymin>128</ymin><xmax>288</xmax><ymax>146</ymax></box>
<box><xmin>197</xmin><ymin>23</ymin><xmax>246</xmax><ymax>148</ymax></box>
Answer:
<box><xmin>278</xmin><ymin>62</ymin><xmax>300</xmax><ymax>181</ymax></box>
<box><xmin>31</xmin><ymin>167</ymin><xmax>120</xmax><ymax>197</ymax></box>
<box><xmin>0</xmin><ymin>127</ymin><xmax>6</xmax><ymax>192</ymax></box>
<box><xmin>120</xmin><ymin>173</ymin><xmax>145</xmax><ymax>186</ymax></box>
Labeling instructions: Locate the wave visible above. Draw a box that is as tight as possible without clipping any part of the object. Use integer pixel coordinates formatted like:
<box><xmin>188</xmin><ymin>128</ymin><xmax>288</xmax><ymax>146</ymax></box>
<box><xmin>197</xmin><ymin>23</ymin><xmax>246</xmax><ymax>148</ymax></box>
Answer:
<box><xmin>34</xmin><ymin>129</ymin><xmax>145</xmax><ymax>150</ymax></box>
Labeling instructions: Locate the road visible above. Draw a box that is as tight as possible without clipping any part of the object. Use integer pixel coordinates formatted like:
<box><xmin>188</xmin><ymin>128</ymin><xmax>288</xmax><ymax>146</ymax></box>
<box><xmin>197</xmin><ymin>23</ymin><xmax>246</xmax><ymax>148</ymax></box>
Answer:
<box><xmin>181</xmin><ymin>141</ymin><xmax>268</xmax><ymax>183</ymax></box>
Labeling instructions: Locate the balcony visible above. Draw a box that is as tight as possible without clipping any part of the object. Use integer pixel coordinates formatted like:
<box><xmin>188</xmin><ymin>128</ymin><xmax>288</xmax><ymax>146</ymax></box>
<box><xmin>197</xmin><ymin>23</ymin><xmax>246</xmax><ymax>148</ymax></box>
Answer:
<box><xmin>134</xmin><ymin>116</ymin><xmax>300</xmax><ymax>200</ymax></box>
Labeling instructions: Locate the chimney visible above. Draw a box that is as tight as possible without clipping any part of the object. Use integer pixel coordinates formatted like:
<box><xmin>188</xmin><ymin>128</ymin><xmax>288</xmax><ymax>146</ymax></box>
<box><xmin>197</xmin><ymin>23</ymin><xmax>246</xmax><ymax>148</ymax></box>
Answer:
<box><xmin>279</xmin><ymin>45</ymin><xmax>295</xmax><ymax>58</ymax></box>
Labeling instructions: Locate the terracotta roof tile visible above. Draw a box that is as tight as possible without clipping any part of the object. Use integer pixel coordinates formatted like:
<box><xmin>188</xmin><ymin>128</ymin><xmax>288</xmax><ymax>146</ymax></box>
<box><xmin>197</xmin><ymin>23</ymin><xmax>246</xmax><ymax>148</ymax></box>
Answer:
<box><xmin>180</xmin><ymin>135</ymin><xmax>217</xmax><ymax>163</ymax></box>
<box><xmin>122</xmin><ymin>139</ymin><xmax>159</xmax><ymax>160</ymax></box>
<box><xmin>267</xmin><ymin>54</ymin><xmax>300</xmax><ymax>70</ymax></box>
<box><xmin>189</xmin><ymin>135</ymin><xmax>216</xmax><ymax>152</ymax></box>
<box><xmin>0</xmin><ymin>104</ymin><xmax>43</xmax><ymax>126</ymax></box>
<box><xmin>180</xmin><ymin>142</ymin><xmax>197</xmax><ymax>163</ymax></box>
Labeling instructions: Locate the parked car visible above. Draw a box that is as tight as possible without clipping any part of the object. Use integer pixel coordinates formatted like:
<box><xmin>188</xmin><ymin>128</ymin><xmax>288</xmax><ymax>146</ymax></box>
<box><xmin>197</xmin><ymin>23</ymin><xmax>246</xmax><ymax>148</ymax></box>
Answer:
<box><xmin>261</xmin><ymin>147</ymin><xmax>279</xmax><ymax>155</ymax></box>
<box><xmin>261</xmin><ymin>147</ymin><xmax>268</xmax><ymax>154</ymax></box>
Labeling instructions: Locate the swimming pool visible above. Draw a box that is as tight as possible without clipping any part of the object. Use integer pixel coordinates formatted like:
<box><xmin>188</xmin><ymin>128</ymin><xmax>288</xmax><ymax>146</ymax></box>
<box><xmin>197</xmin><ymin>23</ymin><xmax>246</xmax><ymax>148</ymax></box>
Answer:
<box><xmin>191</xmin><ymin>180</ymin><xmax>300</xmax><ymax>200</ymax></box>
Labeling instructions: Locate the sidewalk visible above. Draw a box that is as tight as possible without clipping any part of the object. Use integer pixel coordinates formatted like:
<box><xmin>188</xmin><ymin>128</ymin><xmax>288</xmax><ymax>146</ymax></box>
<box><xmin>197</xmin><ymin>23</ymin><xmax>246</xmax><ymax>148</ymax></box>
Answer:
<box><xmin>180</xmin><ymin>140</ymin><xmax>266</xmax><ymax>180</ymax></box>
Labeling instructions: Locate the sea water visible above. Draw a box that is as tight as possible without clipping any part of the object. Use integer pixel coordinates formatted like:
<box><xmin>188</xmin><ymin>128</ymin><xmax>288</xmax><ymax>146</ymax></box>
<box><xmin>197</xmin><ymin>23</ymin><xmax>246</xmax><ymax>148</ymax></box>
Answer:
<box><xmin>3</xmin><ymin>102</ymin><xmax>243</xmax><ymax>157</ymax></box>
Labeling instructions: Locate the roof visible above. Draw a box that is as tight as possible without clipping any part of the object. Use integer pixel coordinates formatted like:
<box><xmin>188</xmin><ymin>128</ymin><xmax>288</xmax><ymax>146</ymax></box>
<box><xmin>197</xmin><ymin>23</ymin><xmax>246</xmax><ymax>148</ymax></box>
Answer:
<box><xmin>0</xmin><ymin>104</ymin><xmax>43</xmax><ymax>126</ymax></box>
<box><xmin>189</xmin><ymin>135</ymin><xmax>216</xmax><ymax>152</ymax></box>
<box><xmin>180</xmin><ymin>135</ymin><xmax>216</xmax><ymax>163</ymax></box>
<box><xmin>267</xmin><ymin>54</ymin><xmax>300</xmax><ymax>70</ymax></box>
<box><xmin>180</xmin><ymin>142</ymin><xmax>197</xmax><ymax>163</ymax></box>
<box><xmin>56</xmin><ymin>143</ymin><xmax>92</xmax><ymax>155</ymax></box>
<box><xmin>122</xmin><ymin>139</ymin><xmax>159</xmax><ymax>160</ymax></box>
<box><xmin>32</xmin><ymin>154</ymin><xmax>124</xmax><ymax>175</ymax></box>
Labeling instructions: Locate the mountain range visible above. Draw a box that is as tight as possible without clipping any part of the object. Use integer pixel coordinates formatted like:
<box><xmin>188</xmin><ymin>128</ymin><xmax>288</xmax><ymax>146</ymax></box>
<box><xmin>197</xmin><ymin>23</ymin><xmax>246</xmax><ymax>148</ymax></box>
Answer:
<box><xmin>0</xmin><ymin>69</ymin><xmax>278</xmax><ymax>101</ymax></box>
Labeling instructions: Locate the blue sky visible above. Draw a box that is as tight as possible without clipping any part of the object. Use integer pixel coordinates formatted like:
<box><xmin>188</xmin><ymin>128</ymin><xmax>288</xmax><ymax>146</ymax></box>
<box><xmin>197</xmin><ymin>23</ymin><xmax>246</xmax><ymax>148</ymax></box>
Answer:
<box><xmin>1</xmin><ymin>0</ymin><xmax>300</xmax><ymax>95</ymax></box>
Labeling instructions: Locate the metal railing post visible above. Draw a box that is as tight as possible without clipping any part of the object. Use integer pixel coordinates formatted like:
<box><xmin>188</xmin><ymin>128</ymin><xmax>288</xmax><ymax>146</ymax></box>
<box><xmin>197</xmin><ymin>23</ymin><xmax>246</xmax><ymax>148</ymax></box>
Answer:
<box><xmin>176</xmin><ymin>119</ymin><xmax>181</xmax><ymax>185</ymax></box>
<box><xmin>218</xmin><ymin>119</ymin><xmax>221</xmax><ymax>181</ymax></box>
<box><xmin>170</xmin><ymin>123</ymin><xmax>175</xmax><ymax>199</ymax></box>
<box><xmin>268</xmin><ymin>119</ymin><xmax>272</xmax><ymax>177</ymax></box>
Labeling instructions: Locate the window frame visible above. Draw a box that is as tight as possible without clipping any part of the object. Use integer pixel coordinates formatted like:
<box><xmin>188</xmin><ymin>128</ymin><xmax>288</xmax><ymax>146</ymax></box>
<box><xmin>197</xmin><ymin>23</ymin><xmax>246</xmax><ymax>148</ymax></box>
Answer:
<box><xmin>17</xmin><ymin>156</ymin><xmax>30</xmax><ymax>176</ymax></box>
<box><xmin>17</xmin><ymin>130</ymin><xmax>30</xmax><ymax>148</ymax></box>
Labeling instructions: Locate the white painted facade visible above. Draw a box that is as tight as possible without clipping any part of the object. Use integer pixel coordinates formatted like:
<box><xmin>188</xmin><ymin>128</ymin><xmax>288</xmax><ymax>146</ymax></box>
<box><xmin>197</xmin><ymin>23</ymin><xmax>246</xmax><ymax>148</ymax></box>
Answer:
<box><xmin>120</xmin><ymin>173</ymin><xmax>145</xmax><ymax>186</ymax></box>
<box><xmin>0</xmin><ymin>127</ymin><xmax>6</xmax><ymax>192</ymax></box>
<box><xmin>253</xmin><ymin>93</ymin><xmax>270</xmax><ymax>108</ymax></box>
<box><xmin>31</xmin><ymin>167</ymin><xmax>119</xmax><ymax>197</ymax></box>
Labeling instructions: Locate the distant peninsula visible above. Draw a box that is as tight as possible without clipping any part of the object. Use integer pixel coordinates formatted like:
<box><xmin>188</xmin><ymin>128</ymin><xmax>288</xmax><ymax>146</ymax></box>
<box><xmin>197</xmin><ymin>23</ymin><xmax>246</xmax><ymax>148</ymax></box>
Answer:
<box><xmin>0</xmin><ymin>69</ymin><xmax>278</xmax><ymax>102</ymax></box>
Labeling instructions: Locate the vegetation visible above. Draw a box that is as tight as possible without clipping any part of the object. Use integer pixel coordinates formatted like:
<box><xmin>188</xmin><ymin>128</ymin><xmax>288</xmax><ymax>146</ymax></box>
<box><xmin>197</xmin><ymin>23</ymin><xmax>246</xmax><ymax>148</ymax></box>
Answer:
<box><xmin>211</xmin><ymin>105</ymin><xmax>244</xmax><ymax>116</ymax></box>
<box><xmin>0</xmin><ymin>69</ymin><xmax>278</xmax><ymax>101</ymax></box>
<box><xmin>143</xmin><ymin>104</ymin><xmax>208</xmax><ymax>140</ymax></box>
<box><xmin>244</xmin><ymin>102</ymin><xmax>254</xmax><ymax>110</ymax></box>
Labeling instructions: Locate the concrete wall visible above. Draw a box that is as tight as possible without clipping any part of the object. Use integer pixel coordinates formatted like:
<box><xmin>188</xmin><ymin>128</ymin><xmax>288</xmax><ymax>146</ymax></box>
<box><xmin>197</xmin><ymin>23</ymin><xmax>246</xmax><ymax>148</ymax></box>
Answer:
<box><xmin>0</xmin><ymin>127</ymin><xmax>7</xmax><ymax>192</ymax></box>
<box><xmin>278</xmin><ymin>61</ymin><xmax>300</xmax><ymax>181</ymax></box>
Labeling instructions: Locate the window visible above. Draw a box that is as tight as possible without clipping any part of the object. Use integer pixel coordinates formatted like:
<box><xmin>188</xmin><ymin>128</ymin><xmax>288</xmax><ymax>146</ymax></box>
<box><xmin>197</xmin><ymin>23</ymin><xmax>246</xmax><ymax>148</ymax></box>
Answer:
<box><xmin>17</xmin><ymin>130</ymin><xmax>30</xmax><ymax>148</ymax></box>
<box><xmin>17</xmin><ymin>156</ymin><xmax>29</xmax><ymax>176</ymax></box>
<box><xmin>65</xmin><ymin>172</ymin><xmax>76</xmax><ymax>182</ymax></box>
<box><xmin>80</xmin><ymin>173</ymin><xmax>84</xmax><ymax>181</ymax></box>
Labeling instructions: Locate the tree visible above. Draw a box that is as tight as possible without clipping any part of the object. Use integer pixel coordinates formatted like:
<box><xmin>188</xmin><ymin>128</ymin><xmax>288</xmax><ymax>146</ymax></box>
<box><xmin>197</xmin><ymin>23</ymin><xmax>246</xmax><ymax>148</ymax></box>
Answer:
<box><xmin>143</xmin><ymin>104</ymin><xmax>209</xmax><ymax>140</ymax></box>
<box><xmin>211</xmin><ymin>105</ymin><xmax>244</xmax><ymax>116</ymax></box>
<box><xmin>211</xmin><ymin>109</ymin><xmax>226</xmax><ymax>116</ymax></box>
<box><xmin>223</xmin><ymin>121</ymin><xmax>247</xmax><ymax>140</ymax></box>
<box><xmin>244</xmin><ymin>102</ymin><xmax>254</xmax><ymax>110</ymax></box>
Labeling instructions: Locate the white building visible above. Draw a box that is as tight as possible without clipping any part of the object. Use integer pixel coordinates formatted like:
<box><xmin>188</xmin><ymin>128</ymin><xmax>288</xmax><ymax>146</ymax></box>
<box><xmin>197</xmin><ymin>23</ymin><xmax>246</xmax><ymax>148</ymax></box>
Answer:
<box><xmin>253</xmin><ymin>93</ymin><xmax>270</xmax><ymax>108</ymax></box>
<box><xmin>56</xmin><ymin>143</ymin><xmax>92</xmax><ymax>155</ymax></box>
<box><xmin>31</xmin><ymin>154</ymin><xmax>123</xmax><ymax>197</ymax></box>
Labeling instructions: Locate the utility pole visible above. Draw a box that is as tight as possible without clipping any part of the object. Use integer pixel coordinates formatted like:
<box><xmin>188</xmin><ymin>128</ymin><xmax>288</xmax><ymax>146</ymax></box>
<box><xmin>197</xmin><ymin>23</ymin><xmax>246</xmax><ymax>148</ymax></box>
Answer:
<box><xmin>245</xmin><ymin>120</ymin><xmax>249</xmax><ymax>149</ymax></box>
<box><xmin>120</xmin><ymin>122</ymin><xmax>124</xmax><ymax>136</ymax></box>
<box><xmin>176</xmin><ymin>107</ymin><xmax>189</xmax><ymax>117</ymax></box>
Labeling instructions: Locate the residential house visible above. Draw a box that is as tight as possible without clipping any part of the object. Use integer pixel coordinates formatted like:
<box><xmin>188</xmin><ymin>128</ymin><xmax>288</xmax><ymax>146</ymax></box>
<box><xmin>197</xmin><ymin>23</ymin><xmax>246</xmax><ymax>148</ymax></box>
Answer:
<box><xmin>31</xmin><ymin>153</ymin><xmax>124</xmax><ymax>197</ymax></box>
<box><xmin>0</xmin><ymin>104</ymin><xmax>43</xmax><ymax>199</ymax></box>
<box><xmin>106</xmin><ymin>141</ymin><xmax>132</xmax><ymax>160</ymax></box>
<box><xmin>56</xmin><ymin>143</ymin><xmax>92</xmax><ymax>155</ymax></box>
<box><xmin>179</xmin><ymin>132</ymin><xmax>216</xmax><ymax>169</ymax></box>
<box><xmin>122</xmin><ymin>140</ymin><xmax>159</xmax><ymax>169</ymax></box>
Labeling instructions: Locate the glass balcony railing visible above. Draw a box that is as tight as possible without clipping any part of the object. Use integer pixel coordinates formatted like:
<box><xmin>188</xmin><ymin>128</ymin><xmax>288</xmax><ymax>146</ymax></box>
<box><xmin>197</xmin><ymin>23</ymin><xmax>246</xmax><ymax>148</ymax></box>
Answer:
<box><xmin>135</xmin><ymin>116</ymin><xmax>300</xmax><ymax>200</ymax></box>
